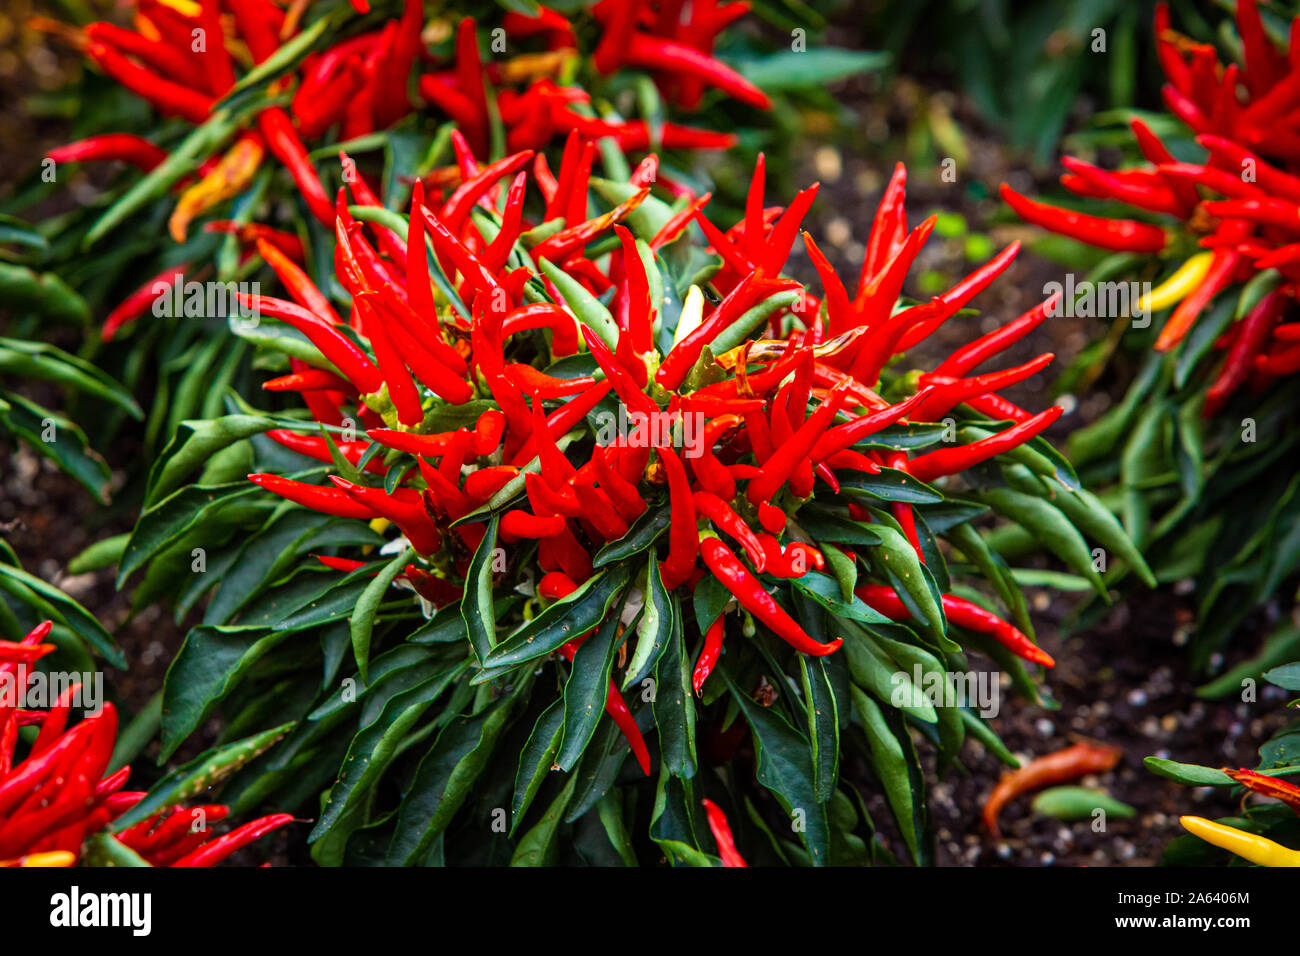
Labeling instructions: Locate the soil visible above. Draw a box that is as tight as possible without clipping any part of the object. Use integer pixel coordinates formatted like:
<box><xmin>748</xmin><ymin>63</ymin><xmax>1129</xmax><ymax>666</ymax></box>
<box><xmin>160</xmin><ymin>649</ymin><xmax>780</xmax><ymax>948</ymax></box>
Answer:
<box><xmin>0</xmin><ymin>21</ymin><xmax>1287</xmax><ymax>867</ymax></box>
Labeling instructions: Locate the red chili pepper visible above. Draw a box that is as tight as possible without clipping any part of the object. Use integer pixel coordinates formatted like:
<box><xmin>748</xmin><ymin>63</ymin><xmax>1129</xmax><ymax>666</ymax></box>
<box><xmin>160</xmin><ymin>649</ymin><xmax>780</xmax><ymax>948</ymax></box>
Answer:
<box><xmin>700</xmin><ymin>535</ymin><xmax>840</xmax><ymax>656</ymax></box>
<box><xmin>911</xmin><ymin>353</ymin><xmax>1054</xmax><ymax>423</ymax></box>
<box><xmin>101</xmin><ymin>264</ymin><xmax>188</xmax><ymax>341</ymax></box>
<box><xmin>508</xmin><ymin>381</ymin><xmax>613</xmax><ymax>466</ymax></box>
<box><xmin>502</xmin><ymin>510</ymin><xmax>567</xmax><ymax>540</ymax></box>
<box><xmin>331</xmin><ymin>476</ymin><xmax>441</xmax><ymax>555</ymax></box>
<box><xmin>86</xmin><ymin>41</ymin><xmax>214</xmax><ymax>124</ymax></box>
<box><xmin>651</xmin><ymin>192</ymin><xmax>712</xmax><ymax>250</ymax></box>
<box><xmin>463</xmin><ymin>465</ymin><xmax>519</xmax><ymax>504</ymax></box>
<box><xmin>856</xmin><ymin>584</ymin><xmax>1054</xmax><ymax>668</ymax></box>
<box><xmin>249</xmin><ymin>473</ymin><xmax>378</xmax><ymax>519</ymax></box>
<box><xmin>582</xmin><ymin>327</ymin><xmax>660</xmax><ymax>419</ymax></box>
<box><xmin>692</xmin><ymin>491</ymin><xmax>765</xmax><ymax>571</ymax></box>
<box><xmin>658</xmin><ymin>275</ymin><xmax>801</xmax><ymax>391</ymax></box>
<box><xmin>170</xmin><ymin>814</ymin><xmax>294</xmax><ymax>867</ymax></box>
<box><xmin>360</xmin><ymin>292</ymin><xmax>474</xmax><ymax>406</ymax></box>
<box><xmin>46</xmin><ymin>133</ymin><xmax>168</xmax><ymax>171</ymax></box>
<box><xmin>746</xmin><ymin>382</ymin><xmax>850</xmax><ymax>505</ymax></box>
<box><xmin>701</xmin><ymin>798</ymin><xmax>747</xmax><ymax>866</ymax></box>
<box><xmin>258</xmin><ymin>108</ymin><xmax>334</xmax><ymax>226</ymax></box>
<box><xmin>1204</xmin><ymin>290</ymin><xmax>1286</xmax><ymax>417</ymax></box>
<box><xmin>1223</xmin><ymin>768</ymin><xmax>1300</xmax><ymax>816</ymax></box>
<box><xmin>809</xmin><ymin>388</ymin><xmax>932</xmax><ymax>463</ymax></box>
<box><xmin>593</xmin><ymin>446</ymin><xmax>648</xmax><ymax>522</ymax></box>
<box><xmin>257</xmin><ymin>238</ymin><xmax>342</xmax><ymax>325</ymax></box>
<box><xmin>1155</xmin><ymin>246</ymin><xmax>1242</xmax><ymax>351</ymax></box>
<box><xmin>692</xmin><ymin>614</ymin><xmax>726</xmax><ymax>696</ymax></box>
<box><xmin>933</xmin><ymin>295</ymin><xmax>1058</xmax><ymax>378</ymax></box>
<box><xmin>196</xmin><ymin>0</ymin><xmax>236</xmax><ymax>95</ymax></box>
<box><xmin>1059</xmin><ymin>157</ymin><xmax>1182</xmax><ymax>216</ymax></box>
<box><xmin>656</xmin><ymin>445</ymin><xmax>699</xmax><ymax>589</ymax></box>
<box><xmin>267</xmin><ymin>429</ymin><xmax>386</xmax><ymax>475</ymax></box>
<box><xmin>1000</xmin><ymin>184</ymin><xmax>1167</xmax><ymax>253</ymax></box>
<box><xmin>262</xmin><ymin>368</ymin><xmax>353</xmax><ymax>393</ymax></box>
<box><xmin>240</xmin><ymin>293</ymin><xmax>383</xmax><ymax>394</ymax></box>
<box><xmin>906</xmin><ymin>406</ymin><xmax>1063</xmax><ymax>483</ymax></box>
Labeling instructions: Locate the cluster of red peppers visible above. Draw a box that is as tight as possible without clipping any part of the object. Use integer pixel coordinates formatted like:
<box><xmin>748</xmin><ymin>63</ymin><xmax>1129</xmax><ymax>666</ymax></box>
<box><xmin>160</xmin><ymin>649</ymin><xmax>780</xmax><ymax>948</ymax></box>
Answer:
<box><xmin>44</xmin><ymin>0</ymin><xmax>763</xmax><ymax>256</ymax></box>
<box><xmin>1002</xmin><ymin>0</ymin><xmax>1300</xmax><ymax>417</ymax></box>
<box><xmin>0</xmin><ymin>623</ymin><xmax>290</xmax><ymax>867</ymax></box>
<box><xmin>235</xmin><ymin>132</ymin><xmax>1064</xmax><ymax>782</ymax></box>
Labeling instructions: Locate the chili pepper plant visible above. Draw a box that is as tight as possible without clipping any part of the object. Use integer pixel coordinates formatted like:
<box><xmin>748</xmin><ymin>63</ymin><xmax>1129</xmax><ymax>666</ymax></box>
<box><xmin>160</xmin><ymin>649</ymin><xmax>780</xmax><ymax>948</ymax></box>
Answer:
<box><xmin>3</xmin><ymin>0</ymin><xmax>825</xmax><ymax>505</ymax></box>
<box><xmin>76</xmin><ymin>121</ymin><xmax>1154</xmax><ymax>866</ymax></box>
<box><xmin>0</xmin><ymin>621</ymin><xmax>293</xmax><ymax>867</ymax></box>
<box><xmin>1001</xmin><ymin>0</ymin><xmax>1300</xmax><ymax>684</ymax></box>
<box><xmin>1148</xmin><ymin>660</ymin><xmax>1300</xmax><ymax>867</ymax></box>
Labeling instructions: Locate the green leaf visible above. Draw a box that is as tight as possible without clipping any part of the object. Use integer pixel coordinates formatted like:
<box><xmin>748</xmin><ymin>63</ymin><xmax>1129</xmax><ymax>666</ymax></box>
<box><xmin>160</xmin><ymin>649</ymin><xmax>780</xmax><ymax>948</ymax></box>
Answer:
<box><xmin>111</xmin><ymin>724</ymin><xmax>293</xmax><ymax>829</ymax></box>
<box><xmin>484</xmin><ymin>566</ymin><xmax>631</xmax><ymax>668</ymax></box>
<box><xmin>623</xmin><ymin>554</ymin><xmax>672</xmax><ymax>689</ymax></box>
<box><xmin>67</xmin><ymin>533</ymin><xmax>129</xmax><ymax>575</ymax></box>
<box><xmin>386</xmin><ymin>689</ymin><xmax>521</xmax><ymax>864</ymax></box>
<box><xmin>510</xmin><ymin>776</ymin><xmax>576</xmax><ymax>866</ymax></box>
<box><xmin>839</xmin><ymin>468</ymin><xmax>944</xmax><ymax>504</ymax></box>
<box><xmin>1142</xmin><ymin>757</ymin><xmax>1234</xmax><ymax>787</ymax></box>
<box><xmin>511</xmin><ymin>698</ymin><xmax>565</xmax><ymax>831</ymax></box>
<box><xmin>653</xmin><ymin>596</ymin><xmax>696</xmax><ymax>778</ymax></box>
<box><xmin>310</xmin><ymin>667</ymin><xmax>462</xmax><ymax>847</ymax></box>
<box><xmin>0</xmin><ymin>262</ymin><xmax>89</xmax><ymax>323</ymax></box>
<box><xmin>593</xmin><ymin>506</ymin><xmax>670</xmax><ymax>568</ymax></box>
<box><xmin>727</xmin><ymin>671</ymin><xmax>829</xmax><ymax>865</ymax></box>
<box><xmin>0</xmin><ymin>338</ymin><xmax>139</xmax><ymax>416</ymax></box>
<box><xmin>159</xmin><ymin>624</ymin><xmax>293</xmax><ymax>758</ymax></box>
<box><xmin>460</xmin><ymin>513</ymin><xmax>500</xmax><ymax>664</ymax></box>
<box><xmin>851</xmin><ymin>687</ymin><xmax>920</xmax><ymax>863</ymax></box>
<box><xmin>118</xmin><ymin>482</ymin><xmax>262</xmax><ymax>586</ymax></box>
<box><xmin>146</xmin><ymin>415</ymin><xmax>276</xmax><ymax>506</ymax></box>
<box><xmin>0</xmin><ymin>393</ymin><xmax>112</xmax><ymax>501</ymax></box>
<box><xmin>733</xmin><ymin>48</ymin><xmax>888</xmax><ymax>90</ymax></box>
<box><xmin>1264</xmin><ymin>662</ymin><xmax>1300</xmax><ymax>691</ymax></box>
<box><xmin>0</xmin><ymin>560</ymin><xmax>123</xmax><ymax>667</ymax></box>
<box><xmin>352</xmin><ymin>549</ymin><xmax>412</xmax><ymax>681</ymax></box>
<box><xmin>556</xmin><ymin>608</ymin><xmax>621</xmax><ymax>771</ymax></box>
<box><xmin>800</xmin><ymin>657</ymin><xmax>840</xmax><ymax>802</ymax></box>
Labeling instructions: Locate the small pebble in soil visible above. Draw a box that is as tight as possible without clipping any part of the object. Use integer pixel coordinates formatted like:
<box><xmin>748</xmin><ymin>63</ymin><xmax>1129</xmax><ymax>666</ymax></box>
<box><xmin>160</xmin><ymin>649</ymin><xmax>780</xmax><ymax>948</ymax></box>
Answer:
<box><xmin>825</xmin><ymin>217</ymin><xmax>852</xmax><ymax>247</ymax></box>
<box><xmin>812</xmin><ymin>146</ymin><xmax>842</xmax><ymax>182</ymax></box>
<box><xmin>1034</xmin><ymin>718</ymin><xmax>1055</xmax><ymax>737</ymax></box>
<box><xmin>1127</xmin><ymin>689</ymin><xmax>1147</xmax><ymax>706</ymax></box>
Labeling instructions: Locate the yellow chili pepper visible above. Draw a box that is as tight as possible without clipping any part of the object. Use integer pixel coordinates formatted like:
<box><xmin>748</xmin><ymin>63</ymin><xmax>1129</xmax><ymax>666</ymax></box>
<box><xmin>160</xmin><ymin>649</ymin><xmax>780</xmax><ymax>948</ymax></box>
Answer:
<box><xmin>156</xmin><ymin>0</ymin><xmax>201</xmax><ymax>16</ymax></box>
<box><xmin>1179</xmin><ymin>815</ymin><xmax>1300</xmax><ymax>867</ymax></box>
<box><xmin>0</xmin><ymin>850</ymin><xmax>78</xmax><ymax>867</ymax></box>
<box><xmin>1136</xmin><ymin>251</ymin><xmax>1214</xmax><ymax>313</ymax></box>
<box><xmin>169</xmin><ymin>134</ymin><xmax>266</xmax><ymax>243</ymax></box>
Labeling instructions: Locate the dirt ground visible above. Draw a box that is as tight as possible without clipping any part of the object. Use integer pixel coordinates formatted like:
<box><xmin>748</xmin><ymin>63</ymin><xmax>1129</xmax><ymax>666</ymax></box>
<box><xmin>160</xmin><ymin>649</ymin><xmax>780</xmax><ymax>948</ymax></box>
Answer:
<box><xmin>1</xmin><ymin>30</ymin><xmax>1286</xmax><ymax>867</ymax></box>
